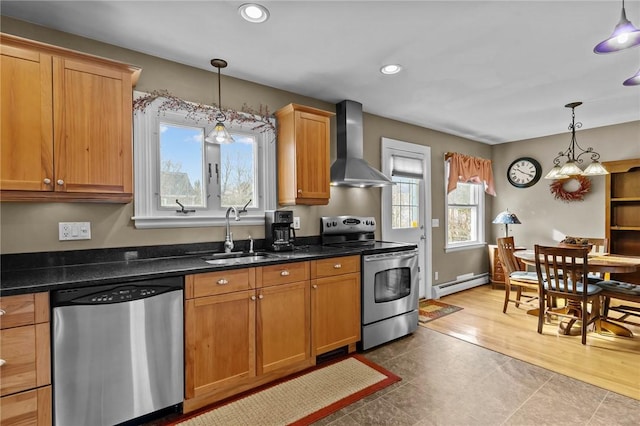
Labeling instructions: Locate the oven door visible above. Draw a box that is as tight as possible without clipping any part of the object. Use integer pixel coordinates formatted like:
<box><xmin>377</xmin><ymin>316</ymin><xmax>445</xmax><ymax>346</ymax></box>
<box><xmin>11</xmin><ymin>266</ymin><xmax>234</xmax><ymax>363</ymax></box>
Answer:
<box><xmin>362</xmin><ymin>249</ymin><xmax>419</xmax><ymax>325</ymax></box>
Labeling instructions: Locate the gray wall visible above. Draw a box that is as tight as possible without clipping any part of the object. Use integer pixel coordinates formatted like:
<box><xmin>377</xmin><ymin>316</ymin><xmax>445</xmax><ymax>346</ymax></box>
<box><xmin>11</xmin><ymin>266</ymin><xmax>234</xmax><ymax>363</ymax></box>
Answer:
<box><xmin>2</xmin><ymin>17</ymin><xmax>638</xmax><ymax>287</ymax></box>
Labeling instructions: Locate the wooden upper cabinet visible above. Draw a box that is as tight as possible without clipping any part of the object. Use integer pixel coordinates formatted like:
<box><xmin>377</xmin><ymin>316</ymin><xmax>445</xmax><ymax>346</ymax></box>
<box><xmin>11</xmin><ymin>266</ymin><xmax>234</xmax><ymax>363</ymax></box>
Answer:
<box><xmin>0</xmin><ymin>33</ymin><xmax>141</xmax><ymax>203</ymax></box>
<box><xmin>275</xmin><ymin>103</ymin><xmax>334</xmax><ymax>205</ymax></box>
<box><xmin>0</xmin><ymin>45</ymin><xmax>53</xmax><ymax>192</ymax></box>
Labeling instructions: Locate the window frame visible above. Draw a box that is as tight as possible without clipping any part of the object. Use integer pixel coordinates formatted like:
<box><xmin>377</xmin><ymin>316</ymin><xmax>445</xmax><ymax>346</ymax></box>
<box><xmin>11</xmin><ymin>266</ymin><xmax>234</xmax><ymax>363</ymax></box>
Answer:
<box><xmin>445</xmin><ymin>164</ymin><xmax>486</xmax><ymax>252</ymax></box>
<box><xmin>132</xmin><ymin>92</ymin><xmax>276</xmax><ymax>229</ymax></box>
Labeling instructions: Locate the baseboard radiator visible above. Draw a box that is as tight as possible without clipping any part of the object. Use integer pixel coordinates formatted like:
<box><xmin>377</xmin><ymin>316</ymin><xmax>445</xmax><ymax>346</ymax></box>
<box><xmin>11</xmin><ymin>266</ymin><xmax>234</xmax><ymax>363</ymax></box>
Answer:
<box><xmin>432</xmin><ymin>273</ymin><xmax>489</xmax><ymax>299</ymax></box>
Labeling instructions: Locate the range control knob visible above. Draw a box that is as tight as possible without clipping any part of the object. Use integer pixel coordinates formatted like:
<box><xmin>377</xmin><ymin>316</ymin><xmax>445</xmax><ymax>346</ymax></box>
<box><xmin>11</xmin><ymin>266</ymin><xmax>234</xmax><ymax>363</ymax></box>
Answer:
<box><xmin>332</xmin><ymin>221</ymin><xmax>338</xmax><ymax>226</ymax></box>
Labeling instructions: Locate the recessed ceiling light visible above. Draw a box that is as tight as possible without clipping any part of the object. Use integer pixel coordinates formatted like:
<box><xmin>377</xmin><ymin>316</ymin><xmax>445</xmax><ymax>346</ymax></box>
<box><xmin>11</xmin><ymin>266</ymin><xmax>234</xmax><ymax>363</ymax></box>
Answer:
<box><xmin>380</xmin><ymin>64</ymin><xmax>402</xmax><ymax>75</ymax></box>
<box><xmin>238</xmin><ymin>3</ymin><xmax>270</xmax><ymax>23</ymax></box>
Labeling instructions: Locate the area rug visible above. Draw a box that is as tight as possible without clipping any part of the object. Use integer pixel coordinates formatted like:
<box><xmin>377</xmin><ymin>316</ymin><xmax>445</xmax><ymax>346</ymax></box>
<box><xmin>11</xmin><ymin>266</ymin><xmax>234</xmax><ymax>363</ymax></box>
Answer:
<box><xmin>418</xmin><ymin>299</ymin><xmax>463</xmax><ymax>324</ymax></box>
<box><xmin>170</xmin><ymin>354</ymin><xmax>400</xmax><ymax>426</ymax></box>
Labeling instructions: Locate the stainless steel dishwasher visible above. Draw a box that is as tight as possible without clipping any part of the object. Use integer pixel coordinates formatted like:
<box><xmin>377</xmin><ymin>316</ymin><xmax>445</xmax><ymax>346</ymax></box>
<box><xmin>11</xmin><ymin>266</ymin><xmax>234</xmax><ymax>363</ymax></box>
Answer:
<box><xmin>51</xmin><ymin>276</ymin><xmax>184</xmax><ymax>426</ymax></box>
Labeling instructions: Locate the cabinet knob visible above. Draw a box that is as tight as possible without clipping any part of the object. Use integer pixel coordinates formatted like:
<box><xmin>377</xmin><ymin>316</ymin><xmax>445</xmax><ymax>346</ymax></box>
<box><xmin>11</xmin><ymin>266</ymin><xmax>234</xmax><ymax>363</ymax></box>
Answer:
<box><xmin>217</xmin><ymin>279</ymin><xmax>229</xmax><ymax>285</ymax></box>
<box><xmin>56</xmin><ymin>179</ymin><xmax>65</xmax><ymax>186</ymax></box>
<box><xmin>280</xmin><ymin>270</ymin><xmax>290</xmax><ymax>276</ymax></box>
<box><xmin>0</xmin><ymin>359</ymin><xmax>5</xmax><ymax>367</ymax></box>
<box><xmin>0</xmin><ymin>309</ymin><xmax>5</xmax><ymax>316</ymax></box>
<box><xmin>258</xmin><ymin>294</ymin><xmax>264</xmax><ymax>299</ymax></box>
<box><xmin>43</xmin><ymin>178</ymin><xmax>51</xmax><ymax>185</ymax></box>
<box><xmin>312</xmin><ymin>284</ymin><xmax>317</xmax><ymax>289</ymax></box>
<box><xmin>250</xmin><ymin>295</ymin><xmax>256</xmax><ymax>301</ymax></box>
<box><xmin>297</xmin><ymin>189</ymin><xmax>302</xmax><ymax>194</ymax></box>
<box><xmin>334</xmin><ymin>263</ymin><xmax>342</xmax><ymax>269</ymax></box>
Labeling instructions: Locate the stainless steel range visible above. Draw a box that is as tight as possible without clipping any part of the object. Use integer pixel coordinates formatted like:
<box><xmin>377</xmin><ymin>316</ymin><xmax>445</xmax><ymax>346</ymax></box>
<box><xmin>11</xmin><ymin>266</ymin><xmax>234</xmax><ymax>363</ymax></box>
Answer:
<box><xmin>321</xmin><ymin>216</ymin><xmax>419</xmax><ymax>350</ymax></box>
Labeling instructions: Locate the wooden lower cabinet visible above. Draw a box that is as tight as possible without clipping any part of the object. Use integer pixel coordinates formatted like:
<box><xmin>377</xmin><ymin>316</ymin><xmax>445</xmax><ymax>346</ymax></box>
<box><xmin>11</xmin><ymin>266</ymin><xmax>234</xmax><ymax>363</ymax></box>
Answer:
<box><xmin>311</xmin><ymin>256</ymin><xmax>361</xmax><ymax>356</ymax></box>
<box><xmin>0</xmin><ymin>386</ymin><xmax>51</xmax><ymax>426</ymax></box>
<box><xmin>258</xmin><ymin>281</ymin><xmax>310</xmax><ymax>375</ymax></box>
<box><xmin>184</xmin><ymin>290</ymin><xmax>256</xmax><ymax>400</ymax></box>
<box><xmin>183</xmin><ymin>263</ymin><xmax>313</xmax><ymax>413</ymax></box>
<box><xmin>0</xmin><ymin>293</ymin><xmax>51</xmax><ymax>426</ymax></box>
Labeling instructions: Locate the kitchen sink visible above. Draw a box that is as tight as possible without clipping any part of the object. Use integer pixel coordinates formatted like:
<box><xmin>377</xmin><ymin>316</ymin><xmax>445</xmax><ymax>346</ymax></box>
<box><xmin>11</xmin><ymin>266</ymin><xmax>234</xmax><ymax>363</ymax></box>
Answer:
<box><xmin>202</xmin><ymin>251</ymin><xmax>275</xmax><ymax>265</ymax></box>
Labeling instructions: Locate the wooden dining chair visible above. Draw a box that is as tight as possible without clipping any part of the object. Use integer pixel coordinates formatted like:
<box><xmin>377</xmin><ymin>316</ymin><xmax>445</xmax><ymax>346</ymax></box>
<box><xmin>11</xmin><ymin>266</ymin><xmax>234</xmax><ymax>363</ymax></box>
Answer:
<box><xmin>496</xmin><ymin>237</ymin><xmax>539</xmax><ymax>314</ymax></box>
<box><xmin>534</xmin><ymin>245</ymin><xmax>602</xmax><ymax>345</ymax></box>
<box><xmin>584</xmin><ymin>237</ymin><xmax>609</xmax><ymax>283</ymax></box>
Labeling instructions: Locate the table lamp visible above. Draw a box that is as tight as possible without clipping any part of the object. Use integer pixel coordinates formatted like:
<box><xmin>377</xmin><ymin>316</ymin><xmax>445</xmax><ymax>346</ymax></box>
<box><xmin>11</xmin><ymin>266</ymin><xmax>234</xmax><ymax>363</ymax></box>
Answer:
<box><xmin>492</xmin><ymin>210</ymin><xmax>521</xmax><ymax>237</ymax></box>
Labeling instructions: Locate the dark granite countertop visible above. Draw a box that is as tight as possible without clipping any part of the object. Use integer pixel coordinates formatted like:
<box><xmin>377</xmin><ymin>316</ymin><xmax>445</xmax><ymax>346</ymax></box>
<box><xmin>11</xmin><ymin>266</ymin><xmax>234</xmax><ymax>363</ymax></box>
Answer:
<box><xmin>0</xmin><ymin>239</ymin><xmax>415</xmax><ymax>296</ymax></box>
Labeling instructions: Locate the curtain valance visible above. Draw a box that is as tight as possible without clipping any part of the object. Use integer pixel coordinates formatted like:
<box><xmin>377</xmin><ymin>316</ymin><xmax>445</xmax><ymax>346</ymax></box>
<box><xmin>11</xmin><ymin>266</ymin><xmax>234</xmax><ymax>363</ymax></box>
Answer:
<box><xmin>446</xmin><ymin>152</ymin><xmax>496</xmax><ymax>196</ymax></box>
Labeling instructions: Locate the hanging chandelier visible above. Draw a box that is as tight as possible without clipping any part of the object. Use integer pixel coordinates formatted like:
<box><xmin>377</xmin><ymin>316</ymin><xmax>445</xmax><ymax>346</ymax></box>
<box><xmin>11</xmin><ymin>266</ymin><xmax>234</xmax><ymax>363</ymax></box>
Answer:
<box><xmin>543</xmin><ymin>102</ymin><xmax>608</xmax><ymax>180</ymax></box>
<box><xmin>205</xmin><ymin>58</ymin><xmax>234</xmax><ymax>144</ymax></box>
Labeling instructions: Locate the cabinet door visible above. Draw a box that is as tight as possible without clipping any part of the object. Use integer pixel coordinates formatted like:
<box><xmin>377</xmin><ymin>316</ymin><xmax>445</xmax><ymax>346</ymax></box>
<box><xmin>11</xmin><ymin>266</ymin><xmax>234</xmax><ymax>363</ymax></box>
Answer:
<box><xmin>257</xmin><ymin>281</ymin><xmax>310</xmax><ymax>375</ymax></box>
<box><xmin>311</xmin><ymin>272</ymin><xmax>361</xmax><ymax>356</ymax></box>
<box><xmin>294</xmin><ymin>111</ymin><xmax>330</xmax><ymax>203</ymax></box>
<box><xmin>0</xmin><ymin>386</ymin><xmax>52</xmax><ymax>426</ymax></box>
<box><xmin>53</xmin><ymin>57</ymin><xmax>133</xmax><ymax>195</ymax></box>
<box><xmin>184</xmin><ymin>290</ymin><xmax>256</xmax><ymax>399</ymax></box>
<box><xmin>0</xmin><ymin>45</ymin><xmax>53</xmax><ymax>191</ymax></box>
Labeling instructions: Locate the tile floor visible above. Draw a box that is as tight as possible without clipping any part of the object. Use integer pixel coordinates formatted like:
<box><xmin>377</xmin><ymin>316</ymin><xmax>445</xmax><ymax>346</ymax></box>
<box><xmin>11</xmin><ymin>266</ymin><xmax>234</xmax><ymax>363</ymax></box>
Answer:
<box><xmin>313</xmin><ymin>326</ymin><xmax>640</xmax><ymax>426</ymax></box>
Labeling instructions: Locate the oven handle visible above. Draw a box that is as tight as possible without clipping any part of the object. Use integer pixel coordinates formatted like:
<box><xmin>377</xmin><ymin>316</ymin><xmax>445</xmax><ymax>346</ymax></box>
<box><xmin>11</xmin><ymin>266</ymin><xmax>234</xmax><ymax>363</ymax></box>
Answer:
<box><xmin>363</xmin><ymin>249</ymin><xmax>418</xmax><ymax>262</ymax></box>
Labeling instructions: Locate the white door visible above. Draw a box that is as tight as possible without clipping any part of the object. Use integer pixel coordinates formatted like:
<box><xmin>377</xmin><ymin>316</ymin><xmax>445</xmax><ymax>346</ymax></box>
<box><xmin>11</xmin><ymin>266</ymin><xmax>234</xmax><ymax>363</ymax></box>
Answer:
<box><xmin>381</xmin><ymin>138</ymin><xmax>432</xmax><ymax>299</ymax></box>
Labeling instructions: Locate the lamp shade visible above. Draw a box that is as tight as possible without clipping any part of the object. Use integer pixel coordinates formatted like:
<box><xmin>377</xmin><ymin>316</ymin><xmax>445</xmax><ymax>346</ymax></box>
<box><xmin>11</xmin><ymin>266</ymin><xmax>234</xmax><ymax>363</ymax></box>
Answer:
<box><xmin>493</xmin><ymin>210</ymin><xmax>521</xmax><ymax>237</ymax></box>
<box><xmin>205</xmin><ymin>122</ymin><xmax>234</xmax><ymax>144</ymax></box>
<box><xmin>623</xmin><ymin>66</ymin><xmax>640</xmax><ymax>86</ymax></box>
<box><xmin>594</xmin><ymin>5</ymin><xmax>640</xmax><ymax>53</ymax></box>
<box><xmin>492</xmin><ymin>211</ymin><xmax>521</xmax><ymax>225</ymax></box>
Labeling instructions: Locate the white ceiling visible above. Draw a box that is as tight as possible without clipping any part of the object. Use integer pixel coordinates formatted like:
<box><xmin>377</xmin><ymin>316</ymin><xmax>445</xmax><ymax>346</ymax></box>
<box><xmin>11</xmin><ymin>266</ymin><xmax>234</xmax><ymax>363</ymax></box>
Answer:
<box><xmin>2</xmin><ymin>0</ymin><xmax>639</xmax><ymax>144</ymax></box>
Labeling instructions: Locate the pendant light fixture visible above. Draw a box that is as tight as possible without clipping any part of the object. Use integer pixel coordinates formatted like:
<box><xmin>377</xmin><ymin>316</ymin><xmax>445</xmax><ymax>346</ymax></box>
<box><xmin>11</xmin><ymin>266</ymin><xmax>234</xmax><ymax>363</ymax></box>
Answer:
<box><xmin>543</xmin><ymin>102</ymin><xmax>608</xmax><ymax>180</ymax></box>
<box><xmin>205</xmin><ymin>58</ymin><xmax>234</xmax><ymax>144</ymax></box>
<box><xmin>623</xmin><ymin>66</ymin><xmax>640</xmax><ymax>86</ymax></box>
<box><xmin>594</xmin><ymin>0</ymin><xmax>640</xmax><ymax>53</ymax></box>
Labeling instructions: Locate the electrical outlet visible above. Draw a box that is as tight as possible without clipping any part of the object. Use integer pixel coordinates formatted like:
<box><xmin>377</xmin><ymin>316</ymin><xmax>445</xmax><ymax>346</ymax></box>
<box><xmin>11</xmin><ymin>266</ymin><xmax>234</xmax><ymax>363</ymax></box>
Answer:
<box><xmin>435</xmin><ymin>271</ymin><xmax>439</xmax><ymax>281</ymax></box>
<box><xmin>59</xmin><ymin>222</ymin><xmax>91</xmax><ymax>241</ymax></box>
<box><xmin>293</xmin><ymin>216</ymin><xmax>301</xmax><ymax>230</ymax></box>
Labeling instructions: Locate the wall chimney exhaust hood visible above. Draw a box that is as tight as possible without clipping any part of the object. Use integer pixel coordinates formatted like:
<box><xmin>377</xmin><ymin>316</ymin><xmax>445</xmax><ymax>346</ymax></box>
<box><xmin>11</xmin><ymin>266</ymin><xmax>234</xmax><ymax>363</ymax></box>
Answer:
<box><xmin>330</xmin><ymin>100</ymin><xmax>393</xmax><ymax>187</ymax></box>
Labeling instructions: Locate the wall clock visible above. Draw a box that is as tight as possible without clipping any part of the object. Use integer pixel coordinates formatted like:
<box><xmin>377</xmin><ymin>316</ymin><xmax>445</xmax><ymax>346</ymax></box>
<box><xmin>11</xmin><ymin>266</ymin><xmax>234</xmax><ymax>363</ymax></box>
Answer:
<box><xmin>507</xmin><ymin>157</ymin><xmax>542</xmax><ymax>188</ymax></box>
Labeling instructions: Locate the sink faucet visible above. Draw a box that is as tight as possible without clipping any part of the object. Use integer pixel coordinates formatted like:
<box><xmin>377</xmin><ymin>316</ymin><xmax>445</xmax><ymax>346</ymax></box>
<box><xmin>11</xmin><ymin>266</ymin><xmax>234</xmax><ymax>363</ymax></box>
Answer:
<box><xmin>224</xmin><ymin>199</ymin><xmax>251</xmax><ymax>253</ymax></box>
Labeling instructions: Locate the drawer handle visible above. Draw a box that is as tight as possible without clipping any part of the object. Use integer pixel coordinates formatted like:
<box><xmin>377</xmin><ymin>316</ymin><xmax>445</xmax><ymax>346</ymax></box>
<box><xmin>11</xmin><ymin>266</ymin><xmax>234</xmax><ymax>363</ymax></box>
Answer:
<box><xmin>217</xmin><ymin>279</ymin><xmax>229</xmax><ymax>285</ymax></box>
<box><xmin>0</xmin><ymin>359</ymin><xmax>5</xmax><ymax>367</ymax></box>
<box><xmin>334</xmin><ymin>263</ymin><xmax>342</xmax><ymax>269</ymax></box>
<box><xmin>280</xmin><ymin>270</ymin><xmax>290</xmax><ymax>276</ymax></box>
<box><xmin>0</xmin><ymin>309</ymin><xmax>5</xmax><ymax>316</ymax></box>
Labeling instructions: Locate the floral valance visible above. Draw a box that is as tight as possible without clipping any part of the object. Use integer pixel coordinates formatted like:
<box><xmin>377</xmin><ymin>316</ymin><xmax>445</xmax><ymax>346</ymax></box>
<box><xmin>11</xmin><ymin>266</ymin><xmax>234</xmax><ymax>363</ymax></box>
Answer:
<box><xmin>446</xmin><ymin>152</ymin><xmax>496</xmax><ymax>196</ymax></box>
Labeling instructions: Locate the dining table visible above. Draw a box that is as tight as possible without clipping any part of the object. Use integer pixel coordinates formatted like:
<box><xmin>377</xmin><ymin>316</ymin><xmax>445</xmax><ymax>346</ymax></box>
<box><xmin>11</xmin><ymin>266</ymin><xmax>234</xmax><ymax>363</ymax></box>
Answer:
<box><xmin>513</xmin><ymin>250</ymin><xmax>640</xmax><ymax>338</ymax></box>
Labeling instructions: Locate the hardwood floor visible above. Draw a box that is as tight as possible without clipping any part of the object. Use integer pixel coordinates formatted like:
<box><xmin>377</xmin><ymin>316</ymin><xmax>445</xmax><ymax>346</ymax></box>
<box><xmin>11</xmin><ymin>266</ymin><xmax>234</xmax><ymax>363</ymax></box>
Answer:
<box><xmin>422</xmin><ymin>285</ymin><xmax>640</xmax><ymax>400</ymax></box>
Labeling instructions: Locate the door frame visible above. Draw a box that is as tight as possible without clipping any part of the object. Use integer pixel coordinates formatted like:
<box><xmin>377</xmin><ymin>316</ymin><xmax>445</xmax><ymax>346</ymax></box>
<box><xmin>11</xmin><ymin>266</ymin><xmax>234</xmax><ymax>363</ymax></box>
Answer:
<box><xmin>380</xmin><ymin>137</ymin><xmax>433</xmax><ymax>299</ymax></box>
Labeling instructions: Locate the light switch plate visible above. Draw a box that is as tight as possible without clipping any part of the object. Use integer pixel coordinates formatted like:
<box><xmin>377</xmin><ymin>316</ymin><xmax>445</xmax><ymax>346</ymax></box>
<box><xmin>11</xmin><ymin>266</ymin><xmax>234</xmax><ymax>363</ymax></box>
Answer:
<box><xmin>59</xmin><ymin>222</ymin><xmax>91</xmax><ymax>241</ymax></box>
<box><xmin>293</xmin><ymin>217</ymin><xmax>301</xmax><ymax>230</ymax></box>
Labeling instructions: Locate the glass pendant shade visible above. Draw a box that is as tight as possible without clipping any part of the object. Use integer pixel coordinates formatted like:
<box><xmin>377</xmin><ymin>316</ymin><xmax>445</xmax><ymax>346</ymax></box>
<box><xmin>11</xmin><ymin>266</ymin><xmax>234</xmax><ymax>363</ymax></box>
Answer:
<box><xmin>623</xmin><ymin>67</ymin><xmax>640</xmax><ymax>86</ymax></box>
<box><xmin>544</xmin><ymin>166</ymin><xmax>568</xmax><ymax>180</ymax></box>
<box><xmin>594</xmin><ymin>3</ymin><xmax>640</xmax><ymax>53</ymax></box>
<box><xmin>205</xmin><ymin>122</ymin><xmax>234</xmax><ymax>144</ymax></box>
<box><xmin>557</xmin><ymin>160</ymin><xmax>584</xmax><ymax>177</ymax></box>
<box><xmin>582</xmin><ymin>161</ymin><xmax>609</xmax><ymax>176</ymax></box>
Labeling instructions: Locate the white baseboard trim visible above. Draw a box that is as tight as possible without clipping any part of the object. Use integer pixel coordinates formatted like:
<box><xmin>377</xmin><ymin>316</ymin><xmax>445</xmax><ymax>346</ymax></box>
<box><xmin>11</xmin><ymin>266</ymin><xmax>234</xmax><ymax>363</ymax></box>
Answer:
<box><xmin>432</xmin><ymin>273</ymin><xmax>489</xmax><ymax>299</ymax></box>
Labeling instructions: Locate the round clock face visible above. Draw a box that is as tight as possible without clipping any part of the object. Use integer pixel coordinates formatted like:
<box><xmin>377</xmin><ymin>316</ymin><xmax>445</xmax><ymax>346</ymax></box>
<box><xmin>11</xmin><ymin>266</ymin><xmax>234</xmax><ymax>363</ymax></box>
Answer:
<box><xmin>507</xmin><ymin>157</ymin><xmax>542</xmax><ymax>188</ymax></box>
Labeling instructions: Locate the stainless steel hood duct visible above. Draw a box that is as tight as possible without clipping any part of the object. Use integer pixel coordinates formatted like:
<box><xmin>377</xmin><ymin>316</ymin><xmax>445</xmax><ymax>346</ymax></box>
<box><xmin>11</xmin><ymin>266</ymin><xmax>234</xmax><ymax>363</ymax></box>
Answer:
<box><xmin>330</xmin><ymin>100</ymin><xmax>393</xmax><ymax>187</ymax></box>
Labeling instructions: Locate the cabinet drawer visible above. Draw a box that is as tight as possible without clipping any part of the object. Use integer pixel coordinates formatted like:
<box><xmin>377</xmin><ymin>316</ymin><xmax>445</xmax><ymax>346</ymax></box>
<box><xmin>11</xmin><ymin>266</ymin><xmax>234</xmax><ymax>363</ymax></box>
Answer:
<box><xmin>0</xmin><ymin>326</ymin><xmax>36</xmax><ymax>396</ymax></box>
<box><xmin>0</xmin><ymin>294</ymin><xmax>48</xmax><ymax>330</ymax></box>
<box><xmin>260</xmin><ymin>262</ymin><xmax>309</xmax><ymax>287</ymax></box>
<box><xmin>312</xmin><ymin>256</ymin><xmax>360</xmax><ymax>278</ymax></box>
<box><xmin>186</xmin><ymin>269</ymin><xmax>256</xmax><ymax>299</ymax></box>
<box><xmin>0</xmin><ymin>386</ymin><xmax>51</xmax><ymax>426</ymax></box>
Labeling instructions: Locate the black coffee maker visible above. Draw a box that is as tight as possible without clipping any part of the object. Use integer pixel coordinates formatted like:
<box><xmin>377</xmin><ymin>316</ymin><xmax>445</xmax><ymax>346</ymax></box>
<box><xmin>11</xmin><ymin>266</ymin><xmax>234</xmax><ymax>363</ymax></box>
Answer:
<box><xmin>265</xmin><ymin>210</ymin><xmax>295</xmax><ymax>252</ymax></box>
